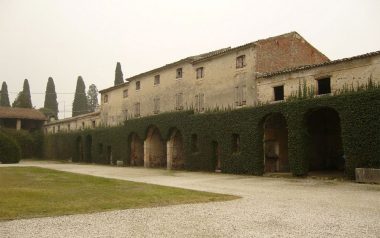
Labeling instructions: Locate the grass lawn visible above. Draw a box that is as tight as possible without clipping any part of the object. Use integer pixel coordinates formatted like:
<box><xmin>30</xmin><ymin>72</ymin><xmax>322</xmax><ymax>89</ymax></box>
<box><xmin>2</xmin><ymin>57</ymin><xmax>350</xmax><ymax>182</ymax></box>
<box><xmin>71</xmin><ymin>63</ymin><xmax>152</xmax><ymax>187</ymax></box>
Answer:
<box><xmin>0</xmin><ymin>167</ymin><xmax>238</xmax><ymax>221</ymax></box>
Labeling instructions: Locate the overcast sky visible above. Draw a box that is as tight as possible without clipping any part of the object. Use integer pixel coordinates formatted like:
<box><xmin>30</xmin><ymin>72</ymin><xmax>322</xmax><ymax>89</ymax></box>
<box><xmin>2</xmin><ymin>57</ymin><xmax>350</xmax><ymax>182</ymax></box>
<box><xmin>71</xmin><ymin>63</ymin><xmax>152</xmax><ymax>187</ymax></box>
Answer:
<box><xmin>0</xmin><ymin>0</ymin><xmax>379</xmax><ymax>118</ymax></box>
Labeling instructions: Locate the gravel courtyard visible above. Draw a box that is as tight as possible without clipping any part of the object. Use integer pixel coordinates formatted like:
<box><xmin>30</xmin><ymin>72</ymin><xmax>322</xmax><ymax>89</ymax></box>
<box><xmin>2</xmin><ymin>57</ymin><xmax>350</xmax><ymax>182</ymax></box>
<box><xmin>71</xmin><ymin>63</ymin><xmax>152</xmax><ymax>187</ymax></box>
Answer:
<box><xmin>1</xmin><ymin>161</ymin><xmax>380</xmax><ymax>238</ymax></box>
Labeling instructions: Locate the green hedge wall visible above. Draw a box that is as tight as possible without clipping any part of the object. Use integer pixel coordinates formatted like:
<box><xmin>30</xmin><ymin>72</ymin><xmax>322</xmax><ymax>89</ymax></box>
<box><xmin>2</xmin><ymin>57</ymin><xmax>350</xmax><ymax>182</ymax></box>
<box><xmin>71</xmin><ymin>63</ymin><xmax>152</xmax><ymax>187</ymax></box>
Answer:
<box><xmin>1</xmin><ymin>128</ymin><xmax>43</xmax><ymax>159</ymax></box>
<box><xmin>43</xmin><ymin>88</ymin><xmax>380</xmax><ymax>178</ymax></box>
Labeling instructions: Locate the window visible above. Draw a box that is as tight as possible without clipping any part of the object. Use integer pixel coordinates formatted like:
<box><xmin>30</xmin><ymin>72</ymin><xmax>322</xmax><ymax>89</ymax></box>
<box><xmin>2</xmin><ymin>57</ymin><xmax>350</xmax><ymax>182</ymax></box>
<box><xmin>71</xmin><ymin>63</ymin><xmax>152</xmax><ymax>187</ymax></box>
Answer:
<box><xmin>136</xmin><ymin>81</ymin><xmax>141</xmax><ymax>90</ymax></box>
<box><xmin>195</xmin><ymin>93</ymin><xmax>205</xmax><ymax>112</ymax></box>
<box><xmin>82</xmin><ymin>122</ymin><xmax>85</xmax><ymax>129</ymax></box>
<box><xmin>68</xmin><ymin>124</ymin><xmax>70</xmax><ymax>131</ymax></box>
<box><xmin>191</xmin><ymin>134</ymin><xmax>198</xmax><ymax>152</ymax></box>
<box><xmin>274</xmin><ymin>85</ymin><xmax>284</xmax><ymax>101</ymax></box>
<box><xmin>175</xmin><ymin>93</ymin><xmax>183</xmax><ymax>110</ymax></box>
<box><xmin>134</xmin><ymin>102</ymin><xmax>140</xmax><ymax>117</ymax></box>
<box><xmin>234</xmin><ymin>85</ymin><xmax>247</xmax><ymax>106</ymax></box>
<box><xmin>232</xmin><ymin>134</ymin><xmax>240</xmax><ymax>153</ymax></box>
<box><xmin>92</xmin><ymin>120</ymin><xmax>96</xmax><ymax>128</ymax></box>
<box><xmin>317</xmin><ymin>77</ymin><xmax>331</xmax><ymax>95</ymax></box>
<box><xmin>104</xmin><ymin>94</ymin><xmax>108</xmax><ymax>103</ymax></box>
<box><xmin>196</xmin><ymin>67</ymin><xmax>204</xmax><ymax>79</ymax></box>
<box><xmin>123</xmin><ymin>89</ymin><xmax>128</xmax><ymax>98</ymax></box>
<box><xmin>53</xmin><ymin>126</ymin><xmax>55</xmax><ymax>133</ymax></box>
<box><xmin>236</xmin><ymin>55</ymin><xmax>246</xmax><ymax>69</ymax></box>
<box><xmin>176</xmin><ymin>68</ymin><xmax>183</xmax><ymax>79</ymax></box>
<box><xmin>153</xmin><ymin>97</ymin><xmax>160</xmax><ymax>114</ymax></box>
<box><xmin>154</xmin><ymin>75</ymin><xmax>160</xmax><ymax>85</ymax></box>
<box><xmin>57</xmin><ymin>125</ymin><xmax>60</xmax><ymax>132</ymax></box>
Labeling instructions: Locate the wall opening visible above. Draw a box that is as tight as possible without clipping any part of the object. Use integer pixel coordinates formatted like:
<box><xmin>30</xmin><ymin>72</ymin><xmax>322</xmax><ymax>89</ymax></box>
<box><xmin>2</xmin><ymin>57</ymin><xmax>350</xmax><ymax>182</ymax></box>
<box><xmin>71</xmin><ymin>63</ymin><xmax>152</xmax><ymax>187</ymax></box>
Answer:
<box><xmin>130</xmin><ymin>133</ymin><xmax>144</xmax><ymax>166</ymax></box>
<box><xmin>211</xmin><ymin>141</ymin><xmax>221</xmax><ymax>172</ymax></box>
<box><xmin>167</xmin><ymin>129</ymin><xmax>184</xmax><ymax>169</ymax></box>
<box><xmin>232</xmin><ymin>134</ymin><xmax>240</xmax><ymax>153</ymax></box>
<box><xmin>306</xmin><ymin>107</ymin><xmax>344</xmax><ymax>171</ymax></box>
<box><xmin>76</xmin><ymin>136</ymin><xmax>84</xmax><ymax>162</ymax></box>
<box><xmin>263</xmin><ymin>113</ymin><xmax>289</xmax><ymax>172</ymax></box>
<box><xmin>107</xmin><ymin>146</ymin><xmax>112</xmax><ymax>165</ymax></box>
<box><xmin>317</xmin><ymin>78</ymin><xmax>331</xmax><ymax>95</ymax></box>
<box><xmin>144</xmin><ymin>126</ymin><xmax>166</xmax><ymax>168</ymax></box>
<box><xmin>85</xmin><ymin>135</ymin><xmax>92</xmax><ymax>163</ymax></box>
<box><xmin>191</xmin><ymin>134</ymin><xmax>198</xmax><ymax>153</ymax></box>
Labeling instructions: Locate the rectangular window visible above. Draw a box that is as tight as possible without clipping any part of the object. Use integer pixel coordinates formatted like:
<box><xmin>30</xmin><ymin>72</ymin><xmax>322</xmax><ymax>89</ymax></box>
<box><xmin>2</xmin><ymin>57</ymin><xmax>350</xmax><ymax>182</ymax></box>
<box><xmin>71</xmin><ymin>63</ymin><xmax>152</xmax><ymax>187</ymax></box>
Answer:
<box><xmin>196</xmin><ymin>67</ymin><xmax>204</xmax><ymax>79</ymax></box>
<box><xmin>92</xmin><ymin>120</ymin><xmax>96</xmax><ymax>128</ymax></box>
<box><xmin>235</xmin><ymin>85</ymin><xmax>247</xmax><ymax>106</ymax></box>
<box><xmin>175</xmin><ymin>93</ymin><xmax>183</xmax><ymax>110</ymax></box>
<box><xmin>195</xmin><ymin>93</ymin><xmax>205</xmax><ymax>112</ymax></box>
<box><xmin>274</xmin><ymin>85</ymin><xmax>284</xmax><ymax>101</ymax></box>
<box><xmin>134</xmin><ymin>102</ymin><xmax>140</xmax><ymax>117</ymax></box>
<box><xmin>176</xmin><ymin>68</ymin><xmax>183</xmax><ymax>79</ymax></box>
<box><xmin>236</xmin><ymin>55</ymin><xmax>246</xmax><ymax>69</ymax></box>
<box><xmin>317</xmin><ymin>78</ymin><xmax>331</xmax><ymax>95</ymax></box>
<box><xmin>136</xmin><ymin>81</ymin><xmax>141</xmax><ymax>90</ymax></box>
<box><xmin>104</xmin><ymin>94</ymin><xmax>108</xmax><ymax>103</ymax></box>
<box><xmin>123</xmin><ymin>89</ymin><xmax>128</xmax><ymax>98</ymax></box>
<box><xmin>57</xmin><ymin>125</ymin><xmax>60</xmax><ymax>132</ymax></box>
<box><xmin>68</xmin><ymin>124</ymin><xmax>70</xmax><ymax>131</ymax></box>
<box><xmin>153</xmin><ymin>97</ymin><xmax>160</xmax><ymax>114</ymax></box>
<box><xmin>154</xmin><ymin>75</ymin><xmax>160</xmax><ymax>85</ymax></box>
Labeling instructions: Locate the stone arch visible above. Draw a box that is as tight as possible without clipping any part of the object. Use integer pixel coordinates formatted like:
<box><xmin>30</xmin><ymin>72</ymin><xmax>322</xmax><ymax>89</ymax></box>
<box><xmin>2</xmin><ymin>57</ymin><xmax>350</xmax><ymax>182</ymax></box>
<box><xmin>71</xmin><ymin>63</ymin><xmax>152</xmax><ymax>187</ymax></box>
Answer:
<box><xmin>261</xmin><ymin>113</ymin><xmax>289</xmax><ymax>173</ymax></box>
<box><xmin>305</xmin><ymin>107</ymin><xmax>344</xmax><ymax>171</ymax></box>
<box><xmin>75</xmin><ymin>136</ymin><xmax>84</xmax><ymax>162</ymax></box>
<box><xmin>144</xmin><ymin>125</ymin><xmax>166</xmax><ymax>168</ymax></box>
<box><xmin>167</xmin><ymin>128</ymin><xmax>184</xmax><ymax>170</ymax></box>
<box><xmin>129</xmin><ymin>133</ymin><xmax>144</xmax><ymax>166</ymax></box>
<box><xmin>85</xmin><ymin>135</ymin><xmax>92</xmax><ymax>163</ymax></box>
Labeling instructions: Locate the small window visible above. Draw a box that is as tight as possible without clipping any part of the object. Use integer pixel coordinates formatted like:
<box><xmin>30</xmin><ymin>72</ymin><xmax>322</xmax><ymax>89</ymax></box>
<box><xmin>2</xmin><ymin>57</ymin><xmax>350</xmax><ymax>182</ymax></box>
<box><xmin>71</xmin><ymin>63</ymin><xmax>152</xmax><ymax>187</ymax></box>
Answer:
<box><xmin>176</xmin><ymin>68</ymin><xmax>183</xmax><ymax>79</ymax></box>
<box><xmin>235</xmin><ymin>85</ymin><xmax>247</xmax><ymax>106</ymax></box>
<box><xmin>232</xmin><ymin>134</ymin><xmax>240</xmax><ymax>153</ymax></box>
<box><xmin>196</xmin><ymin>67</ymin><xmax>204</xmax><ymax>79</ymax></box>
<box><xmin>104</xmin><ymin>94</ymin><xmax>108</xmax><ymax>103</ymax></box>
<box><xmin>274</xmin><ymin>85</ymin><xmax>284</xmax><ymax>101</ymax></box>
<box><xmin>154</xmin><ymin>75</ymin><xmax>160</xmax><ymax>85</ymax></box>
<box><xmin>134</xmin><ymin>102</ymin><xmax>140</xmax><ymax>117</ymax></box>
<box><xmin>191</xmin><ymin>134</ymin><xmax>198</xmax><ymax>152</ymax></box>
<box><xmin>317</xmin><ymin>78</ymin><xmax>331</xmax><ymax>95</ymax></box>
<box><xmin>136</xmin><ymin>81</ymin><xmax>141</xmax><ymax>90</ymax></box>
<box><xmin>68</xmin><ymin>124</ymin><xmax>70</xmax><ymax>131</ymax></box>
<box><xmin>153</xmin><ymin>97</ymin><xmax>160</xmax><ymax>114</ymax></box>
<box><xmin>92</xmin><ymin>120</ymin><xmax>96</xmax><ymax>128</ymax></box>
<box><xmin>123</xmin><ymin>89</ymin><xmax>128</xmax><ymax>98</ymax></box>
<box><xmin>82</xmin><ymin>122</ymin><xmax>85</xmax><ymax>129</ymax></box>
<box><xmin>236</xmin><ymin>55</ymin><xmax>246</xmax><ymax>69</ymax></box>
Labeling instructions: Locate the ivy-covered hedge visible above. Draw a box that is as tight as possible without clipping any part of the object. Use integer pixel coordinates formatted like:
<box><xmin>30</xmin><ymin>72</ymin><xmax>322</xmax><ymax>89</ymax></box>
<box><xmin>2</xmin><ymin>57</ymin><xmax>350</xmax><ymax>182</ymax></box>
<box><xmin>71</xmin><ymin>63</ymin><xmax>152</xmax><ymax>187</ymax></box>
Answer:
<box><xmin>1</xmin><ymin>128</ymin><xmax>43</xmax><ymax>158</ymax></box>
<box><xmin>43</xmin><ymin>88</ymin><xmax>380</xmax><ymax>178</ymax></box>
<box><xmin>0</xmin><ymin>131</ymin><xmax>21</xmax><ymax>164</ymax></box>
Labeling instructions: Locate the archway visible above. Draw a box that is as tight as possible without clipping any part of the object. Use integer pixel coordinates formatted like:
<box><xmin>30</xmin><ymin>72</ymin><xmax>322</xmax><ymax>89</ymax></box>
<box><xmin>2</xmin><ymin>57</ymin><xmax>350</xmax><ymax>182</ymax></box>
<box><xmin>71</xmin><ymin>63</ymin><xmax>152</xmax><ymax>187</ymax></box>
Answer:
<box><xmin>305</xmin><ymin>107</ymin><xmax>344</xmax><ymax>171</ymax></box>
<box><xmin>129</xmin><ymin>133</ymin><xmax>144</xmax><ymax>166</ymax></box>
<box><xmin>167</xmin><ymin>129</ymin><xmax>184</xmax><ymax>170</ymax></box>
<box><xmin>76</xmin><ymin>136</ymin><xmax>84</xmax><ymax>162</ymax></box>
<box><xmin>262</xmin><ymin>113</ymin><xmax>289</xmax><ymax>172</ymax></box>
<box><xmin>85</xmin><ymin>135</ymin><xmax>92</xmax><ymax>163</ymax></box>
<box><xmin>144</xmin><ymin>126</ymin><xmax>166</xmax><ymax>168</ymax></box>
<box><xmin>211</xmin><ymin>141</ymin><xmax>221</xmax><ymax>172</ymax></box>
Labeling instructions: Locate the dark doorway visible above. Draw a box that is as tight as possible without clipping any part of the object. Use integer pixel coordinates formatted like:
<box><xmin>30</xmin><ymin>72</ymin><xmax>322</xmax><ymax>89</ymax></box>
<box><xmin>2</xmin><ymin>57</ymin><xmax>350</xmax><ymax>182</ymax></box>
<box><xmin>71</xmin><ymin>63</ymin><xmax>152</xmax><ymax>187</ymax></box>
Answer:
<box><xmin>76</xmin><ymin>137</ymin><xmax>84</xmax><ymax>162</ymax></box>
<box><xmin>107</xmin><ymin>146</ymin><xmax>112</xmax><ymax>165</ymax></box>
<box><xmin>306</xmin><ymin>107</ymin><xmax>344</xmax><ymax>171</ymax></box>
<box><xmin>211</xmin><ymin>141</ymin><xmax>221</xmax><ymax>172</ymax></box>
<box><xmin>85</xmin><ymin>135</ymin><xmax>92</xmax><ymax>163</ymax></box>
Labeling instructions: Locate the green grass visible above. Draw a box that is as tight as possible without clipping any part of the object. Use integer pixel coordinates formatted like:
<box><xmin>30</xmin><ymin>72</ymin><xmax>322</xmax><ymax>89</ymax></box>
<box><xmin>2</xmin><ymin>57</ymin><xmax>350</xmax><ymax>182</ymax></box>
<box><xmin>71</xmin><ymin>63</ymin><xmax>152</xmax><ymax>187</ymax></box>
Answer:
<box><xmin>0</xmin><ymin>167</ymin><xmax>238</xmax><ymax>221</ymax></box>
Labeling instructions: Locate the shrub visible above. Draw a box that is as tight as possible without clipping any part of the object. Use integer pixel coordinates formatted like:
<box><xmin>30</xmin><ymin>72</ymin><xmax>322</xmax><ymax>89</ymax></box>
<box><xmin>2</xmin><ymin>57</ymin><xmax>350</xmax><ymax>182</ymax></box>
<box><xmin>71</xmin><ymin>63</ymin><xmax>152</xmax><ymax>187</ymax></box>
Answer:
<box><xmin>0</xmin><ymin>132</ymin><xmax>21</xmax><ymax>164</ymax></box>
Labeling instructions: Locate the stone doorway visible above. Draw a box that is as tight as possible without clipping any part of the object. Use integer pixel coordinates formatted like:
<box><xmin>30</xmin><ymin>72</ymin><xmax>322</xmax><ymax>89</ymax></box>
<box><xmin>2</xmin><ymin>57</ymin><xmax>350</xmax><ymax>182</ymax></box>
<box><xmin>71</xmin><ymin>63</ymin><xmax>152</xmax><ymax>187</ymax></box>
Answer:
<box><xmin>167</xmin><ymin>129</ymin><xmax>184</xmax><ymax>170</ymax></box>
<box><xmin>129</xmin><ymin>133</ymin><xmax>144</xmax><ymax>166</ymax></box>
<box><xmin>144</xmin><ymin>126</ymin><xmax>166</xmax><ymax>168</ymax></box>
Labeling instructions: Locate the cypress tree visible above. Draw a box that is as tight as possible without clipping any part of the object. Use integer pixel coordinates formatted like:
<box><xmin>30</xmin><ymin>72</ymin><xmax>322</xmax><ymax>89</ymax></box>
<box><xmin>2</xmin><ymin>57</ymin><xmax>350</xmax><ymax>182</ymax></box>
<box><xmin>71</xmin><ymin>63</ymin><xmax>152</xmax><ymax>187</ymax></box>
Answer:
<box><xmin>72</xmin><ymin>76</ymin><xmax>88</xmax><ymax>117</ymax></box>
<box><xmin>44</xmin><ymin>77</ymin><xmax>59</xmax><ymax>119</ymax></box>
<box><xmin>114</xmin><ymin>62</ymin><xmax>124</xmax><ymax>85</ymax></box>
<box><xmin>87</xmin><ymin>84</ymin><xmax>99</xmax><ymax>112</ymax></box>
<box><xmin>0</xmin><ymin>81</ymin><xmax>10</xmax><ymax>107</ymax></box>
<box><xmin>12</xmin><ymin>79</ymin><xmax>33</xmax><ymax>108</ymax></box>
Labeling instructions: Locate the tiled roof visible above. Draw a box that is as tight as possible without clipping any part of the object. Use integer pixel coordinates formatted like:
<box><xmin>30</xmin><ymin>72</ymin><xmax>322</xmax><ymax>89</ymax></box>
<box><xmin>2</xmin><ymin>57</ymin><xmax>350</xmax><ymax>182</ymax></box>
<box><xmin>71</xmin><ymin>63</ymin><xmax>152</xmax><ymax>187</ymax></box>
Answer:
<box><xmin>0</xmin><ymin>107</ymin><xmax>46</xmax><ymax>120</ymax></box>
<box><xmin>258</xmin><ymin>50</ymin><xmax>380</xmax><ymax>78</ymax></box>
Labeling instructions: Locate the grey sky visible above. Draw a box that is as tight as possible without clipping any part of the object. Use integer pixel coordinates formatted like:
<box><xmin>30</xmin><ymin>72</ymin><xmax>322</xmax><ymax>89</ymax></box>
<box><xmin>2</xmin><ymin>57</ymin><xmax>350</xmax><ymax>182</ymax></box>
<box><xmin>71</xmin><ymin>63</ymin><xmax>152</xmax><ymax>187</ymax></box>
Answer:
<box><xmin>0</xmin><ymin>0</ymin><xmax>379</xmax><ymax>118</ymax></box>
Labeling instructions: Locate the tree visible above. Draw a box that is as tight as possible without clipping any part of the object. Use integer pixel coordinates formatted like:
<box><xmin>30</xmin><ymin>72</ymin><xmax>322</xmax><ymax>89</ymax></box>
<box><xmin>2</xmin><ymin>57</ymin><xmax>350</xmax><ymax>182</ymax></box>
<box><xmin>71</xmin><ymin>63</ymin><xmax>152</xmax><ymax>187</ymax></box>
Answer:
<box><xmin>12</xmin><ymin>79</ymin><xmax>33</xmax><ymax>108</ymax></box>
<box><xmin>72</xmin><ymin>76</ymin><xmax>88</xmax><ymax>117</ymax></box>
<box><xmin>44</xmin><ymin>77</ymin><xmax>58</xmax><ymax>119</ymax></box>
<box><xmin>114</xmin><ymin>62</ymin><xmax>124</xmax><ymax>85</ymax></box>
<box><xmin>0</xmin><ymin>81</ymin><xmax>10</xmax><ymax>107</ymax></box>
<box><xmin>87</xmin><ymin>84</ymin><xmax>99</xmax><ymax>112</ymax></box>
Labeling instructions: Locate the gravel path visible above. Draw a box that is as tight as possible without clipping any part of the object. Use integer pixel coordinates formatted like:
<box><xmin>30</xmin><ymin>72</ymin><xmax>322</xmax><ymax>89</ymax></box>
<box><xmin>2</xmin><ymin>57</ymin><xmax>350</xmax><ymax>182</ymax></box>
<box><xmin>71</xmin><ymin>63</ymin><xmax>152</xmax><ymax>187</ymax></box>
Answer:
<box><xmin>1</xmin><ymin>161</ymin><xmax>380</xmax><ymax>238</ymax></box>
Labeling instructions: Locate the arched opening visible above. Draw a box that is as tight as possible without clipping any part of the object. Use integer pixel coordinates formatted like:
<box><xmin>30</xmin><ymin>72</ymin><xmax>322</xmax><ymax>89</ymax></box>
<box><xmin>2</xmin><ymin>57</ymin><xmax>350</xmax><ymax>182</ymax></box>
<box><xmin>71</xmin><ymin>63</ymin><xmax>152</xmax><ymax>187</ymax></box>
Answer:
<box><xmin>129</xmin><ymin>133</ymin><xmax>144</xmax><ymax>166</ymax></box>
<box><xmin>263</xmin><ymin>113</ymin><xmax>289</xmax><ymax>173</ymax></box>
<box><xmin>107</xmin><ymin>146</ymin><xmax>112</xmax><ymax>165</ymax></box>
<box><xmin>85</xmin><ymin>135</ymin><xmax>92</xmax><ymax>163</ymax></box>
<box><xmin>144</xmin><ymin>126</ymin><xmax>166</xmax><ymax>168</ymax></box>
<box><xmin>76</xmin><ymin>136</ymin><xmax>84</xmax><ymax>162</ymax></box>
<box><xmin>167</xmin><ymin>128</ymin><xmax>184</xmax><ymax>170</ymax></box>
<box><xmin>211</xmin><ymin>141</ymin><xmax>221</xmax><ymax>172</ymax></box>
<box><xmin>305</xmin><ymin>107</ymin><xmax>344</xmax><ymax>171</ymax></box>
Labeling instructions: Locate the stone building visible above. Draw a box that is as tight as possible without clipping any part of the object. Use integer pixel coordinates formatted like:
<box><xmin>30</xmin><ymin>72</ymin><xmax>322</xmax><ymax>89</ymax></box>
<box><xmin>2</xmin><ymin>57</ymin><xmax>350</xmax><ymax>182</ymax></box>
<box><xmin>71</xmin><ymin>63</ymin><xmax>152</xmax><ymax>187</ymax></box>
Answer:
<box><xmin>44</xmin><ymin>111</ymin><xmax>100</xmax><ymax>134</ymax></box>
<box><xmin>0</xmin><ymin>107</ymin><xmax>46</xmax><ymax>131</ymax></box>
